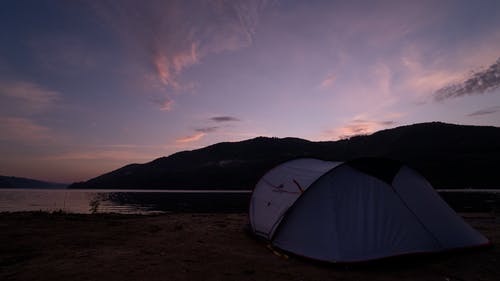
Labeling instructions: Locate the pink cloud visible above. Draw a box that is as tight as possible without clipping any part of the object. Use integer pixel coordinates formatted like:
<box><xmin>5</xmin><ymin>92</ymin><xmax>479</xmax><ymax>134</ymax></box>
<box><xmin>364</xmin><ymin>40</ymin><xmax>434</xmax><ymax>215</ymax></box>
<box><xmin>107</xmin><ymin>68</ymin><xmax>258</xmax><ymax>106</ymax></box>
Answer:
<box><xmin>91</xmin><ymin>0</ymin><xmax>272</xmax><ymax>109</ymax></box>
<box><xmin>396</xmin><ymin>43</ymin><xmax>500</xmax><ymax>103</ymax></box>
<box><xmin>337</xmin><ymin>123</ymin><xmax>376</xmax><ymax>139</ymax></box>
<box><xmin>0</xmin><ymin>80</ymin><xmax>60</xmax><ymax>113</ymax></box>
<box><xmin>172</xmin><ymin>42</ymin><xmax>199</xmax><ymax>73</ymax></box>
<box><xmin>341</xmin><ymin>119</ymin><xmax>396</xmax><ymax>139</ymax></box>
<box><xmin>0</xmin><ymin>117</ymin><xmax>54</xmax><ymax>142</ymax></box>
<box><xmin>399</xmin><ymin>52</ymin><xmax>462</xmax><ymax>100</ymax></box>
<box><xmin>156</xmin><ymin>98</ymin><xmax>174</xmax><ymax>111</ymax></box>
<box><xmin>324</xmin><ymin>118</ymin><xmax>398</xmax><ymax>140</ymax></box>
<box><xmin>320</xmin><ymin>74</ymin><xmax>336</xmax><ymax>89</ymax></box>
<box><xmin>160</xmin><ymin>100</ymin><xmax>173</xmax><ymax>111</ymax></box>
<box><xmin>153</xmin><ymin>54</ymin><xmax>176</xmax><ymax>89</ymax></box>
<box><xmin>153</xmin><ymin>43</ymin><xmax>200</xmax><ymax>90</ymax></box>
<box><xmin>176</xmin><ymin>132</ymin><xmax>206</xmax><ymax>143</ymax></box>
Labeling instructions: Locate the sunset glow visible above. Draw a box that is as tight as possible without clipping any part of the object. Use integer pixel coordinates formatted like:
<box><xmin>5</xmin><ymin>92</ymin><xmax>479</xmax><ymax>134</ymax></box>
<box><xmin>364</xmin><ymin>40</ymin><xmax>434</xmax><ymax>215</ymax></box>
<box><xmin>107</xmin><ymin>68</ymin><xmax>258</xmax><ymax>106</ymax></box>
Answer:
<box><xmin>1</xmin><ymin>0</ymin><xmax>499</xmax><ymax>182</ymax></box>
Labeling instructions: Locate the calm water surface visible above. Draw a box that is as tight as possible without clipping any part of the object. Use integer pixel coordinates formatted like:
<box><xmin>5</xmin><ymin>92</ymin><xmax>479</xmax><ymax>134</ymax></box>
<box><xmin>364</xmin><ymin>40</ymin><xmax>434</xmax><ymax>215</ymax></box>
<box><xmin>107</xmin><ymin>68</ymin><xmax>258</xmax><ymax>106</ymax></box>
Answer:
<box><xmin>0</xmin><ymin>189</ymin><xmax>252</xmax><ymax>214</ymax></box>
<box><xmin>0</xmin><ymin>188</ymin><xmax>499</xmax><ymax>214</ymax></box>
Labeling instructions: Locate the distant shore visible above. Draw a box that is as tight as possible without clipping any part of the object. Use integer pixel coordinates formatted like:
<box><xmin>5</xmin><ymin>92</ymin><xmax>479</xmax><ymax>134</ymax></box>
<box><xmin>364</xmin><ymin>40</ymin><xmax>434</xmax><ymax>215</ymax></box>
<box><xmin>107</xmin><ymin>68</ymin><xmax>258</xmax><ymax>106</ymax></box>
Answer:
<box><xmin>1</xmin><ymin>212</ymin><xmax>499</xmax><ymax>281</ymax></box>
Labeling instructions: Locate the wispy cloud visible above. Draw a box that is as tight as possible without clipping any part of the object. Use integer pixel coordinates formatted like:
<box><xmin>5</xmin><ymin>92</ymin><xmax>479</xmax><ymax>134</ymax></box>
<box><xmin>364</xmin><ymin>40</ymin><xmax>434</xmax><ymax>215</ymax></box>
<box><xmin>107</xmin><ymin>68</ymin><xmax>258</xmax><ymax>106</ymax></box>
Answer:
<box><xmin>398</xmin><ymin>47</ymin><xmax>464</xmax><ymax>103</ymax></box>
<box><xmin>91</xmin><ymin>0</ymin><xmax>272</xmax><ymax>109</ymax></box>
<box><xmin>153</xmin><ymin>43</ymin><xmax>199</xmax><ymax>90</ymax></box>
<box><xmin>152</xmin><ymin>97</ymin><xmax>174</xmax><ymax>111</ymax></box>
<box><xmin>176</xmin><ymin>132</ymin><xmax>206</xmax><ymax>143</ymax></box>
<box><xmin>195</xmin><ymin>126</ymin><xmax>219</xmax><ymax>133</ymax></box>
<box><xmin>0</xmin><ymin>117</ymin><xmax>54</xmax><ymax>142</ymax></box>
<box><xmin>210</xmin><ymin>116</ymin><xmax>241</xmax><ymax>122</ymax></box>
<box><xmin>331</xmin><ymin>119</ymin><xmax>397</xmax><ymax>140</ymax></box>
<box><xmin>352</xmin><ymin>119</ymin><xmax>396</xmax><ymax>126</ymax></box>
<box><xmin>0</xmin><ymin>80</ymin><xmax>60</xmax><ymax>113</ymax></box>
<box><xmin>434</xmin><ymin>57</ymin><xmax>500</xmax><ymax>101</ymax></box>
<box><xmin>467</xmin><ymin>105</ymin><xmax>500</xmax><ymax>117</ymax></box>
<box><xmin>319</xmin><ymin>74</ymin><xmax>336</xmax><ymax>89</ymax></box>
<box><xmin>176</xmin><ymin>115</ymin><xmax>241</xmax><ymax>143</ymax></box>
<box><xmin>0</xmin><ymin>81</ymin><xmax>61</xmax><ymax>145</ymax></box>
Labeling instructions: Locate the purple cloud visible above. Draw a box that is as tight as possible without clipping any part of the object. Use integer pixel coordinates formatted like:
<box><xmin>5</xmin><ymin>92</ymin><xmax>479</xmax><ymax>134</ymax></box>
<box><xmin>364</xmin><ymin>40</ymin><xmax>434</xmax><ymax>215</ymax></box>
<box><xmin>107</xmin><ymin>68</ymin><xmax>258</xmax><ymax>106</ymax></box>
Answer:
<box><xmin>152</xmin><ymin>97</ymin><xmax>174</xmax><ymax>111</ymax></box>
<box><xmin>195</xmin><ymin>126</ymin><xmax>219</xmax><ymax>133</ymax></box>
<box><xmin>176</xmin><ymin>132</ymin><xmax>206</xmax><ymax>143</ymax></box>
<box><xmin>335</xmin><ymin>119</ymin><xmax>397</xmax><ymax>140</ymax></box>
<box><xmin>91</xmin><ymin>0</ymin><xmax>271</xmax><ymax>93</ymax></box>
<box><xmin>210</xmin><ymin>116</ymin><xmax>241</xmax><ymax>122</ymax></box>
<box><xmin>467</xmin><ymin>106</ymin><xmax>500</xmax><ymax>117</ymax></box>
<box><xmin>435</xmin><ymin>57</ymin><xmax>500</xmax><ymax>101</ymax></box>
<box><xmin>0</xmin><ymin>80</ymin><xmax>60</xmax><ymax>113</ymax></box>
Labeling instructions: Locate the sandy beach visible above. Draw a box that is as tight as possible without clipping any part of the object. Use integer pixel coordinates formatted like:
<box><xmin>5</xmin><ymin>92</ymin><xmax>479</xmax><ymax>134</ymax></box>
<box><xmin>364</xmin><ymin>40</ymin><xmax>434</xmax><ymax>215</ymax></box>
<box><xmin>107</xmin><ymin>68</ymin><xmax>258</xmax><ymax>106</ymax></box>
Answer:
<box><xmin>1</xmin><ymin>212</ymin><xmax>498</xmax><ymax>281</ymax></box>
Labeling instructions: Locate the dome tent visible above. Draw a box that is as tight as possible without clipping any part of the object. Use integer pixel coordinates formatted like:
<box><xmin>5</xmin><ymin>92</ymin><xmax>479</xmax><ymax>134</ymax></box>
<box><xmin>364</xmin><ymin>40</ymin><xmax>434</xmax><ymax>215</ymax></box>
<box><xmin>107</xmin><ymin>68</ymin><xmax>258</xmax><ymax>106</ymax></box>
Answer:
<box><xmin>249</xmin><ymin>158</ymin><xmax>490</xmax><ymax>263</ymax></box>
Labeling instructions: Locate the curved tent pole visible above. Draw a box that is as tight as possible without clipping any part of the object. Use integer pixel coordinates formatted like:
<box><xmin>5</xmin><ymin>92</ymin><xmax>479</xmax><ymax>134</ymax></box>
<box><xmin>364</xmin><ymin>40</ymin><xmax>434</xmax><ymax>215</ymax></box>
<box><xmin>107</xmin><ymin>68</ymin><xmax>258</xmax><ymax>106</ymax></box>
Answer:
<box><xmin>292</xmin><ymin>179</ymin><xmax>304</xmax><ymax>193</ymax></box>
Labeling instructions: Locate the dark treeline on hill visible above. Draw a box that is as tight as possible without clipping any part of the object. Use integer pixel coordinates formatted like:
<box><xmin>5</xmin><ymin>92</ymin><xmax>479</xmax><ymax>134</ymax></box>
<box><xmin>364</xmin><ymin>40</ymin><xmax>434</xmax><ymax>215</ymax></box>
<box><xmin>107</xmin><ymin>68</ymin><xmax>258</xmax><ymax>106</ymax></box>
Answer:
<box><xmin>69</xmin><ymin>122</ymin><xmax>500</xmax><ymax>190</ymax></box>
<box><xmin>0</xmin><ymin>176</ymin><xmax>67</xmax><ymax>189</ymax></box>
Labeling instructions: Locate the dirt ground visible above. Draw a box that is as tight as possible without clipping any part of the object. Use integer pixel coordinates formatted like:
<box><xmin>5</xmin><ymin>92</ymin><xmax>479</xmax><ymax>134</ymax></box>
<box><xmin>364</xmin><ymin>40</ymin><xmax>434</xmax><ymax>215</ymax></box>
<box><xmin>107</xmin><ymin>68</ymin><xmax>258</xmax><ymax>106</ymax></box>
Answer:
<box><xmin>0</xmin><ymin>212</ymin><xmax>498</xmax><ymax>281</ymax></box>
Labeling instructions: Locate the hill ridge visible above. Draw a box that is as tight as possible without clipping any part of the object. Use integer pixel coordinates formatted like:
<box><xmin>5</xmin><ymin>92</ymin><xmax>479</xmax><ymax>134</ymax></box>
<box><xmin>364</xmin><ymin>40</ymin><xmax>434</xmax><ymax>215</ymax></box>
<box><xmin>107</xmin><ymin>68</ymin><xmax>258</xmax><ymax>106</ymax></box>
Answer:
<box><xmin>0</xmin><ymin>176</ymin><xmax>68</xmax><ymax>189</ymax></box>
<box><xmin>69</xmin><ymin>122</ymin><xmax>500</xmax><ymax>189</ymax></box>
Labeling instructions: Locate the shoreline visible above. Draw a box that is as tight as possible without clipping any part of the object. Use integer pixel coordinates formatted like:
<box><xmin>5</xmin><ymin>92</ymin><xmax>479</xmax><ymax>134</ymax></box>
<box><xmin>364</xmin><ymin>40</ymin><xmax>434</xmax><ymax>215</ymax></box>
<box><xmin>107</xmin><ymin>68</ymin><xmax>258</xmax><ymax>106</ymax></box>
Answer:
<box><xmin>1</xmin><ymin>212</ymin><xmax>499</xmax><ymax>280</ymax></box>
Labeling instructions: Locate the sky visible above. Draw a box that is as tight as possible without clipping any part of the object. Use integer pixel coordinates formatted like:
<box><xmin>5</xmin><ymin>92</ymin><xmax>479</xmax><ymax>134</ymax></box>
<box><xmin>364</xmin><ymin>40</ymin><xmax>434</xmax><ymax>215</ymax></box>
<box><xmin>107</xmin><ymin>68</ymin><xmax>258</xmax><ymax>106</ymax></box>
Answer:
<box><xmin>1</xmin><ymin>0</ymin><xmax>500</xmax><ymax>183</ymax></box>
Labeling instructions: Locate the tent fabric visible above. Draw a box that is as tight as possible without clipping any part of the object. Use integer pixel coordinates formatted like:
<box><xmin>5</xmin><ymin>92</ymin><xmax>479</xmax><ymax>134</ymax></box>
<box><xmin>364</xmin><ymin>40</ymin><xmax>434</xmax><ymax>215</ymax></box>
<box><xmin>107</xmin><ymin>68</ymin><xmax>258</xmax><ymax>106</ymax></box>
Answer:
<box><xmin>249</xmin><ymin>158</ymin><xmax>341</xmax><ymax>240</ymax></box>
<box><xmin>249</xmin><ymin>158</ymin><xmax>490</xmax><ymax>263</ymax></box>
<box><xmin>391</xmin><ymin>166</ymin><xmax>488</xmax><ymax>248</ymax></box>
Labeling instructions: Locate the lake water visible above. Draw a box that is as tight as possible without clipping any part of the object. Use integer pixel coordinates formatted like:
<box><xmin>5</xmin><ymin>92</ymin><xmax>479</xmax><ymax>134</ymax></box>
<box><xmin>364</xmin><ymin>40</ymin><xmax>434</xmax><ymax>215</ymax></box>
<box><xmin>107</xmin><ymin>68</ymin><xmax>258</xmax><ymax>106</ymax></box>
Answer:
<box><xmin>0</xmin><ymin>188</ymin><xmax>499</xmax><ymax>214</ymax></box>
<box><xmin>0</xmin><ymin>189</ymin><xmax>252</xmax><ymax>214</ymax></box>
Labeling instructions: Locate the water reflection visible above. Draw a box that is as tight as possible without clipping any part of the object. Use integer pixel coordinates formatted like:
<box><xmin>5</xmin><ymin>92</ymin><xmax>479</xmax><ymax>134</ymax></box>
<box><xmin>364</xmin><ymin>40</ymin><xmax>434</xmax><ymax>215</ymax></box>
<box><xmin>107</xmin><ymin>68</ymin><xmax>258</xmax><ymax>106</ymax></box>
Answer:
<box><xmin>0</xmin><ymin>189</ymin><xmax>499</xmax><ymax>214</ymax></box>
<box><xmin>0</xmin><ymin>189</ymin><xmax>252</xmax><ymax>214</ymax></box>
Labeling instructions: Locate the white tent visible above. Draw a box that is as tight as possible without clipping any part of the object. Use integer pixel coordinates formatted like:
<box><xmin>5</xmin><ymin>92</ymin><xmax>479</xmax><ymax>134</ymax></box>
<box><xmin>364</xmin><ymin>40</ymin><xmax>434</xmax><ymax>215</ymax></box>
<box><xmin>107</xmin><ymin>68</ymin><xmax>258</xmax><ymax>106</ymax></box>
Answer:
<box><xmin>249</xmin><ymin>158</ymin><xmax>490</xmax><ymax>263</ymax></box>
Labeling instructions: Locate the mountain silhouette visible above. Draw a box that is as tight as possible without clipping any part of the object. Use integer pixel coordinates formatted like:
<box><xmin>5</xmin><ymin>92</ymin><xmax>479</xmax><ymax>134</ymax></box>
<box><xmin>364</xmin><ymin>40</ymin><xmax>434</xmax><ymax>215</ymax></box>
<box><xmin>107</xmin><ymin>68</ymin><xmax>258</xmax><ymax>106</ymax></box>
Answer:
<box><xmin>0</xmin><ymin>176</ymin><xmax>67</xmax><ymax>189</ymax></box>
<box><xmin>69</xmin><ymin>122</ymin><xmax>500</xmax><ymax>189</ymax></box>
